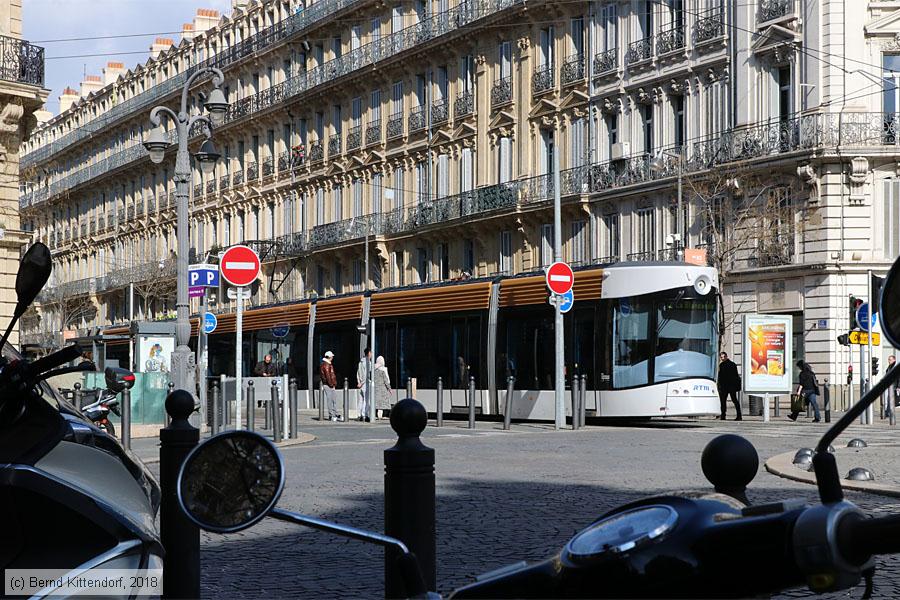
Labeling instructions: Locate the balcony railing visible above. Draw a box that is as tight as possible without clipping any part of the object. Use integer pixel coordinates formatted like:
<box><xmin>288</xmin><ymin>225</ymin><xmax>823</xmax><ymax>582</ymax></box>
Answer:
<box><xmin>262</xmin><ymin>157</ymin><xmax>275</xmax><ymax>177</ymax></box>
<box><xmin>193</xmin><ymin>183</ymin><xmax>203</xmax><ymax>199</ymax></box>
<box><xmin>491</xmin><ymin>76</ymin><xmax>512</xmax><ymax>107</ymax></box>
<box><xmin>233</xmin><ymin>170</ymin><xmax>245</xmax><ymax>185</ymax></box>
<box><xmin>309</xmin><ymin>140</ymin><xmax>324</xmax><ymax>162</ymax></box>
<box><xmin>0</xmin><ymin>35</ymin><xmax>44</xmax><ymax>87</ymax></box>
<box><xmin>136</xmin><ymin>200</ymin><xmax>144</xmax><ymax>216</ymax></box>
<box><xmin>366</xmin><ymin>119</ymin><xmax>382</xmax><ymax>145</ymax></box>
<box><xmin>220</xmin><ymin>174</ymin><xmax>230</xmax><ymax>190</ymax></box>
<box><xmin>752</xmin><ymin>238</ymin><xmax>795</xmax><ymax>267</ymax></box>
<box><xmin>532</xmin><ymin>64</ymin><xmax>554</xmax><ymax>94</ymax></box>
<box><xmin>454</xmin><ymin>90</ymin><xmax>474</xmax><ymax>118</ymax></box>
<box><xmin>408</xmin><ymin>106</ymin><xmax>426</xmax><ymax>132</ymax></box>
<box><xmin>246</xmin><ymin>161</ymin><xmax>259</xmax><ymax>181</ymax></box>
<box><xmin>387</xmin><ymin>113</ymin><xmax>404</xmax><ymax>139</ymax></box>
<box><xmin>561</xmin><ymin>54</ymin><xmax>585</xmax><ymax>85</ymax></box>
<box><xmin>694</xmin><ymin>8</ymin><xmax>725</xmax><ymax>44</ymax></box>
<box><xmin>758</xmin><ymin>0</ymin><xmax>793</xmax><ymax>23</ymax></box>
<box><xmin>431</xmin><ymin>99</ymin><xmax>449</xmax><ymax>125</ymax></box>
<box><xmin>656</xmin><ymin>27</ymin><xmax>685</xmax><ymax>55</ymax></box>
<box><xmin>206</xmin><ymin>180</ymin><xmax>216</xmax><ymax>194</ymax></box>
<box><xmin>328</xmin><ymin>133</ymin><xmax>342</xmax><ymax>157</ymax></box>
<box><xmin>625</xmin><ymin>38</ymin><xmax>653</xmax><ymax>65</ymax></box>
<box><xmin>277</xmin><ymin>151</ymin><xmax>290</xmax><ymax>172</ymax></box>
<box><xmin>347</xmin><ymin>125</ymin><xmax>362</xmax><ymax>150</ymax></box>
<box><xmin>106</xmin><ymin>257</ymin><xmax>177</xmax><ymax>290</ymax></box>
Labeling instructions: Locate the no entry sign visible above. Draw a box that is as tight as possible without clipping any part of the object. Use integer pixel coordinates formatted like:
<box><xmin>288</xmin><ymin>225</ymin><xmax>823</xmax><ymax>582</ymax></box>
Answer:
<box><xmin>220</xmin><ymin>245</ymin><xmax>260</xmax><ymax>287</ymax></box>
<box><xmin>546</xmin><ymin>261</ymin><xmax>574</xmax><ymax>295</ymax></box>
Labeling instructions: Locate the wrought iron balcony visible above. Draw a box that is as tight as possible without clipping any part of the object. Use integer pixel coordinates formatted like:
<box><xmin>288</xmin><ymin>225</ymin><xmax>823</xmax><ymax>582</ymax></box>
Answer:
<box><xmin>387</xmin><ymin>114</ymin><xmax>404</xmax><ymax>139</ymax></box>
<box><xmin>625</xmin><ymin>38</ymin><xmax>653</xmax><ymax>65</ymax></box>
<box><xmin>193</xmin><ymin>183</ymin><xmax>203</xmax><ymax>199</ymax></box>
<box><xmin>593</xmin><ymin>48</ymin><xmax>617</xmax><ymax>76</ymax></box>
<box><xmin>328</xmin><ymin>133</ymin><xmax>342</xmax><ymax>157</ymax></box>
<box><xmin>694</xmin><ymin>8</ymin><xmax>725</xmax><ymax>44</ymax></box>
<box><xmin>347</xmin><ymin>125</ymin><xmax>362</xmax><ymax>150</ymax></box>
<box><xmin>80</xmin><ymin>223</ymin><xmax>87</xmax><ymax>238</ymax></box>
<box><xmin>561</xmin><ymin>55</ymin><xmax>585</xmax><ymax>85</ymax></box>
<box><xmin>532</xmin><ymin>64</ymin><xmax>554</xmax><ymax>95</ymax></box>
<box><xmin>277</xmin><ymin>151</ymin><xmax>290</xmax><ymax>172</ymax></box>
<box><xmin>627</xmin><ymin>250</ymin><xmax>657</xmax><ymax>262</ymax></box>
<box><xmin>366</xmin><ymin>120</ymin><xmax>382</xmax><ymax>145</ymax></box>
<box><xmin>262</xmin><ymin>156</ymin><xmax>275</xmax><ymax>177</ymax></box>
<box><xmin>309</xmin><ymin>140</ymin><xmax>324</xmax><ymax>162</ymax></box>
<box><xmin>219</xmin><ymin>174</ymin><xmax>230</xmax><ymax>190</ymax></box>
<box><xmin>136</xmin><ymin>200</ymin><xmax>144</xmax><ymax>216</ymax></box>
<box><xmin>491</xmin><ymin>76</ymin><xmax>512</xmax><ymax>107</ymax></box>
<box><xmin>408</xmin><ymin>106</ymin><xmax>426</xmax><ymax>132</ymax></box>
<box><xmin>98</xmin><ymin>215</ymin><xmax>105</xmax><ymax>230</ymax></box>
<box><xmin>233</xmin><ymin>169</ymin><xmax>245</xmax><ymax>185</ymax></box>
<box><xmin>752</xmin><ymin>239</ymin><xmax>795</xmax><ymax>267</ymax></box>
<box><xmin>90</xmin><ymin>217</ymin><xmax>97</xmax><ymax>233</ymax></box>
<box><xmin>206</xmin><ymin>180</ymin><xmax>216</xmax><ymax>194</ymax></box>
<box><xmin>0</xmin><ymin>35</ymin><xmax>44</xmax><ymax>87</ymax></box>
<box><xmin>454</xmin><ymin>90</ymin><xmax>474</xmax><ymax>118</ymax></box>
<box><xmin>758</xmin><ymin>0</ymin><xmax>793</xmax><ymax>23</ymax></box>
<box><xmin>117</xmin><ymin>208</ymin><xmax>125</xmax><ymax>224</ymax></box>
<box><xmin>246</xmin><ymin>161</ymin><xmax>259</xmax><ymax>180</ymax></box>
<box><xmin>431</xmin><ymin>99</ymin><xmax>449</xmax><ymax>125</ymax></box>
<box><xmin>156</xmin><ymin>193</ymin><xmax>166</xmax><ymax>211</ymax></box>
<box><xmin>656</xmin><ymin>27</ymin><xmax>685</xmax><ymax>55</ymax></box>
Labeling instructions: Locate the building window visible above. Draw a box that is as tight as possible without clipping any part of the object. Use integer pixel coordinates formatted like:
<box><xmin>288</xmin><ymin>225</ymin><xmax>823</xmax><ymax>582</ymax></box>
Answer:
<box><xmin>540</xmin><ymin>129</ymin><xmax>554</xmax><ymax>176</ymax></box>
<box><xmin>570</xmin><ymin>17</ymin><xmax>584</xmax><ymax>57</ymax></box>
<box><xmin>373</xmin><ymin>174</ymin><xmax>384</xmax><ymax>213</ymax></box>
<box><xmin>674</xmin><ymin>95</ymin><xmax>685</xmax><ymax>149</ymax></box>
<box><xmin>393</xmin><ymin>250</ymin><xmax>405</xmax><ymax>286</ymax></box>
<box><xmin>416</xmin><ymin>161</ymin><xmax>427</xmax><ymax>203</ymax></box>
<box><xmin>353</xmin><ymin>179</ymin><xmax>363</xmax><ymax>217</ymax></box>
<box><xmin>605</xmin><ymin>114</ymin><xmax>618</xmax><ymax>158</ymax></box>
<box><xmin>571</xmin><ymin>220</ymin><xmax>586</xmax><ymax>264</ymax></box>
<box><xmin>334</xmin><ymin>263</ymin><xmax>343</xmax><ymax>294</ymax></box>
<box><xmin>316</xmin><ymin>188</ymin><xmax>325</xmax><ymax>225</ymax></box>
<box><xmin>437</xmin><ymin>154</ymin><xmax>449</xmax><ymax>198</ymax></box>
<box><xmin>416</xmin><ymin>247</ymin><xmax>428</xmax><ymax>283</ymax></box>
<box><xmin>439</xmin><ymin>243</ymin><xmax>450</xmax><ymax>280</ymax></box>
<box><xmin>499</xmin><ymin>41</ymin><xmax>512</xmax><ymax>79</ymax></box>
<box><xmin>636</xmin><ymin>208</ymin><xmax>656</xmax><ymax>255</ymax></box>
<box><xmin>316</xmin><ymin>265</ymin><xmax>325</xmax><ymax>296</ymax></box>
<box><xmin>392</xmin><ymin>81</ymin><xmax>403</xmax><ymax>115</ymax></box>
<box><xmin>460</xmin><ymin>147</ymin><xmax>474</xmax><ymax>192</ymax></box>
<box><xmin>500</xmin><ymin>230</ymin><xmax>512</xmax><ymax>273</ymax></box>
<box><xmin>498</xmin><ymin>137</ymin><xmax>512</xmax><ymax>183</ymax></box>
<box><xmin>334</xmin><ymin>186</ymin><xmax>343</xmax><ymax>221</ymax></box>
<box><xmin>539</xmin><ymin>26</ymin><xmax>555</xmax><ymax>68</ymax></box>
<box><xmin>463</xmin><ymin>239</ymin><xmax>475</xmax><ymax>274</ymax></box>
<box><xmin>640</xmin><ymin>0</ymin><xmax>653</xmax><ymax>38</ymax></box>
<box><xmin>883</xmin><ymin>180</ymin><xmax>900</xmax><ymax>259</ymax></box>
<box><xmin>570</xmin><ymin>118</ymin><xmax>585</xmax><ymax>167</ymax></box>
<box><xmin>353</xmin><ymin>259</ymin><xmax>364</xmax><ymax>290</ymax></box>
<box><xmin>540</xmin><ymin>223</ymin><xmax>554</xmax><ymax>266</ymax></box>
<box><xmin>641</xmin><ymin>104</ymin><xmax>653</xmax><ymax>154</ymax></box>
<box><xmin>603</xmin><ymin>214</ymin><xmax>620</xmax><ymax>260</ymax></box>
<box><xmin>393</xmin><ymin>167</ymin><xmax>404</xmax><ymax>210</ymax></box>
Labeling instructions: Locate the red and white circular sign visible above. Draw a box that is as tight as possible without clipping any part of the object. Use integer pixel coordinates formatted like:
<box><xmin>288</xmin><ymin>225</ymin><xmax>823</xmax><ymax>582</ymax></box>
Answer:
<box><xmin>546</xmin><ymin>261</ymin><xmax>574</xmax><ymax>295</ymax></box>
<box><xmin>220</xmin><ymin>245</ymin><xmax>260</xmax><ymax>287</ymax></box>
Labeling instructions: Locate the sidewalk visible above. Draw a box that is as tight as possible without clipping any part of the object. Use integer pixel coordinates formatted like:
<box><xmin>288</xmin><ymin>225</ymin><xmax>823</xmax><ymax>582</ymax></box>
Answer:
<box><xmin>129</xmin><ymin>426</ymin><xmax>315</xmax><ymax>465</ymax></box>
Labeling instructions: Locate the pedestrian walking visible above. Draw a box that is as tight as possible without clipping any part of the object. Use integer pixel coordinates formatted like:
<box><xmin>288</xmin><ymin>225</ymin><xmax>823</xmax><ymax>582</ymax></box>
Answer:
<box><xmin>717</xmin><ymin>352</ymin><xmax>742</xmax><ymax>421</ymax></box>
<box><xmin>320</xmin><ymin>350</ymin><xmax>340</xmax><ymax>421</ymax></box>
<box><xmin>374</xmin><ymin>355</ymin><xmax>392</xmax><ymax>419</ymax></box>
<box><xmin>356</xmin><ymin>347</ymin><xmax>373</xmax><ymax>422</ymax></box>
<box><xmin>789</xmin><ymin>360</ymin><xmax>821</xmax><ymax>422</ymax></box>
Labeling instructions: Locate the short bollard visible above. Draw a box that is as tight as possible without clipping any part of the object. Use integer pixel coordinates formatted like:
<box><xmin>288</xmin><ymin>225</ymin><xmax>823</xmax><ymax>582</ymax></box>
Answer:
<box><xmin>343</xmin><ymin>378</ymin><xmax>351</xmax><ymax>423</ymax></box>
<box><xmin>435</xmin><ymin>377</ymin><xmax>444</xmax><ymax>427</ymax></box>
<box><xmin>159</xmin><ymin>390</ymin><xmax>200</xmax><ymax>600</ymax></box>
<box><xmin>73</xmin><ymin>382</ymin><xmax>83</xmax><ymax>410</ymax></box>
<box><xmin>824</xmin><ymin>380</ymin><xmax>831</xmax><ymax>423</ymax></box>
<box><xmin>247</xmin><ymin>380</ymin><xmax>256</xmax><ymax>432</ymax></box>
<box><xmin>773</xmin><ymin>393</ymin><xmax>780</xmax><ymax>417</ymax></box>
<box><xmin>570</xmin><ymin>377</ymin><xmax>579</xmax><ymax>430</ymax></box>
<box><xmin>271</xmin><ymin>379</ymin><xmax>283</xmax><ymax>443</ymax></box>
<box><xmin>579</xmin><ymin>375</ymin><xmax>587</xmax><ymax>427</ymax></box>
<box><xmin>220</xmin><ymin>374</ymin><xmax>228</xmax><ymax>426</ymax></box>
<box><xmin>384</xmin><ymin>399</ymin><xmax>436</xmax><ymax>598</ymax></box>
<box><xmin>468</xmin><ymin>376</ymin><xmax>476</xmax><ymax>429</ymax></box>
<box><xmin>503</xmin><ymin>376</ymin><xmax>515</xmax><ymax>430</ymax></box>
<box><xmin>211</xmin><ymin>382</ymin><xmax>220</xmax><ymax>435</ymax></box>
<box><xmin>319</xmin><ymin>381</ymin><xmax>325</xmax><ymax>422</ymax></box>
<box><xmin>289</xmin><ymin>378</ymin><xmax>299</xmax><ymax>439</ymax></box>
<box><xmin>263</xmin><ymin>385</ymin><xmax>271</xmax><ymax>430</ymax></box>
<box><xmin>406</xmin><ymin>378</ymin><xmax>413</xmax><ymax>400</ymax></box>
<box><xmin>166</xmin><ymin>382</ymin><xmax>175</xmax><ymax>427</ymax></box>
<box><xmin>121</xmin><ymin>388</ymin><xmax>132</xmax><ymax>450</ymax></box>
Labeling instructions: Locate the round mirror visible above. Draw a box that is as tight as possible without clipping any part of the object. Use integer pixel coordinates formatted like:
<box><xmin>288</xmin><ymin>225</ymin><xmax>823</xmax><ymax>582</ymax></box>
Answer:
<box><xmin>177</xmin><ymin>431</ymin><xmax>284</xmax><ymax>533</ymax></box>
<box><xmin>880</xmin><ymin>257</ymin><xmax>900</xmax><ymax>349</ymax></box>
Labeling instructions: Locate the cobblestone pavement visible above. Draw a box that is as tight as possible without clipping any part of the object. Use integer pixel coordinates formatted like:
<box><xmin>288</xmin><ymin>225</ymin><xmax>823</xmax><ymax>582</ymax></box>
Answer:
<box><xmin>146</xmin><ymin>415</ymin><xmax>900</xmax><ymax>599</ymax></box>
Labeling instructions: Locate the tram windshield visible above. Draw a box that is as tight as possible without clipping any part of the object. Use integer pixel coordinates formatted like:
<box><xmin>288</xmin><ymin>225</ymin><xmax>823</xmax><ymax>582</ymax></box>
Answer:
<box><xmin>612</xmin><ymin>294</ymin><xmax>718</xmax><ymax>389</ymax></box>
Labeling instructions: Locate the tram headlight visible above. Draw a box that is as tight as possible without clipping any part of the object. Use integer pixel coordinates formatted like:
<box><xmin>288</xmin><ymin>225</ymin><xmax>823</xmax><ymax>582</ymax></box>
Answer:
<box><xmin>693</xmin><ymin>274</ymin><xmax>713</xmax><ymax>296</ymax></box>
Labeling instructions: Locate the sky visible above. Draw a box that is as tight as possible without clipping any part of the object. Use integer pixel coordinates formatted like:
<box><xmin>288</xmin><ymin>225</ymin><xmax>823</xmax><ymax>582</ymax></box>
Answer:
<box><xmin>23</xmin><ymin>0</ymin><xmax>232</xmax><ymax>116</ymax></box>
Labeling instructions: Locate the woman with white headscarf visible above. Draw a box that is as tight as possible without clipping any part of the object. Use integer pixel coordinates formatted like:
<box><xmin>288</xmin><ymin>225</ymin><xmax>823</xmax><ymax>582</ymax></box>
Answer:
<box><xmin>374</xmin><ymin>355</ymin><xmax>392</xmax><ymax>419</ymax></box>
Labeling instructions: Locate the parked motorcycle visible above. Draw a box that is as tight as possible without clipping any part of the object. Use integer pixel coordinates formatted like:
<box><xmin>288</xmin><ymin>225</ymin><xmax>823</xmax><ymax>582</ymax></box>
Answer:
<box><xmin>176</xmin><ymin>254</ymin><xmax>900</xmax><ymax>598</ymax></box>
<box><xmin>81</xmin><ymin>367</ymin><xmax>136</xmax><ymax>437</ymax></box>
<box><xmin>0</xmin><ymin>243</ymin><xmax>162</xmax><ymax>596</ymax></box>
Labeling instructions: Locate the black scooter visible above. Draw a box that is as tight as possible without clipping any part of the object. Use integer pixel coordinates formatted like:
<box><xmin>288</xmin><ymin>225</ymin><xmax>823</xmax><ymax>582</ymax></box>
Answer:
<box><xmin>81</xmin><ymin>367</ymin><xmax>136</xmax><ymax>437</ymax></box>
<box><xmin>176</xmin><ymin>253</ymin><xmax>900</xmax><ymax>598</ymax></box>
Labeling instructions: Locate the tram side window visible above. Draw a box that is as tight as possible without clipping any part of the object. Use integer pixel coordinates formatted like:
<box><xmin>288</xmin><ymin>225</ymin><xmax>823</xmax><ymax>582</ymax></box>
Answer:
<box><xmin>612</xmin><ymin>299</ymin><xmax>651</xmax><ymax>388</ymax></box>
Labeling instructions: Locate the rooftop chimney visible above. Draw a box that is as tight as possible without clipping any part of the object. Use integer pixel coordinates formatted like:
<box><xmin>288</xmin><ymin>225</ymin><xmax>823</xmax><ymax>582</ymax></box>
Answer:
<box><xmin>79</xmin><ymin>75</ymin><xmax>102</xmax><ymax>98</ymax></box>
<box><xmin>193</xmin><ymin>8</ymin><xmax>220</xmax><ymax>35</ymax></box>
<box><xmin>181</xmin><ymin>23</ymin><xmax>194</xmax><ymax>43</ymax></box>
<box><xmin>103</xmin><ymin>61</ymin><xmax>125</xmax><ymax>86</ymax></box>
<box><xmin>150</xmin><ymin>37</ymin><xmax>174</xmax><ymax>60</ymax></box>
<box><xmin>59</xmin><ymin>86</ymin><xmax>79</xmax><ymax>114</ymax></box>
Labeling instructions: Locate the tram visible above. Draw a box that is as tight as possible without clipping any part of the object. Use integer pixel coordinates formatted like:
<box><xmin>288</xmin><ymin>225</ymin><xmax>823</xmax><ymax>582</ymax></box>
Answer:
<box><xmin>103</xmin><ymin>262</ymin><xmax>720</xmax><ymax>420</ymax></box>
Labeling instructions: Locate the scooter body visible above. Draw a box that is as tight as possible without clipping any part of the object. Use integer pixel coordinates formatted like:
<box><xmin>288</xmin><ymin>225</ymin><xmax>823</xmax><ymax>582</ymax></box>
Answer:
<box><xmin>82</xmin><ymin>389</ymin><xmax>120</xmax><ymax>435</ymax></box>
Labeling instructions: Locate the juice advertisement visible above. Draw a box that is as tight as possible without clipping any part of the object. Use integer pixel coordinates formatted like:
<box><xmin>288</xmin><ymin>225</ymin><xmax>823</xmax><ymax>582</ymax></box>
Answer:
<box><xmin>743</xmin><ymin>315</ymin><xmax>792</xmax><ymax>392</ymax></box>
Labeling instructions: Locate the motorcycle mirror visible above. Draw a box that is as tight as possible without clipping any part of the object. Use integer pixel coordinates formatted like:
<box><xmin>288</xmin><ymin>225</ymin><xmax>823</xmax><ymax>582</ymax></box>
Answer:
<box><xmin>15</xmin><ymin>242</ymin><xmax>52</xmax><ymax>311</ymax></box>
<box><xmin>104</xmin><ymin>367</ymin><xmax>136</xmax><ymax>393</ymax></box>
<box><xmin>879</xmin><ymin>258</ymin><xmax>900</xmax><ymax>349</ymax></box>
<box><xmin>177</xmin><ymin>431</ymin><xmax>284</xmax><ymax>533</ymax></box>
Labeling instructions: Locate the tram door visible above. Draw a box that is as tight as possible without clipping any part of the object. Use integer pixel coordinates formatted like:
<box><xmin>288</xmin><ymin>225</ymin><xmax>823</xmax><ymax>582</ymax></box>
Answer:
<box><xmin>450</xmin><ymin>316</ymin><xmax>481</xmax><ymax>410</ymax></box>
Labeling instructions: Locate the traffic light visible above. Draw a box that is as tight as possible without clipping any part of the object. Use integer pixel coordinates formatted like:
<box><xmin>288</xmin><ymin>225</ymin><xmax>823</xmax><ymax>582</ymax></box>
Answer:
<box><xmin>837</xmin><ymin>333</ymin><xmax>850</xmax><ymax>346</ymax></box>
<box><xmin>849</xmin><ymin>294</ymin><xmax>864</xmax><ymax>330</ymax></box>
<box><xmin>873</xmin><ymin>357</ymin><xmax>880</xmax><ymax>376</ymax></box>
<box><xmin>847</xmin><ymin>365</ymin><xmax>853</xmax><ymax>384</ymax></box>
<box><xmin>872</xmin><ymin>274</ymin><xmax>886</xmax><ymax>314</ymax></box>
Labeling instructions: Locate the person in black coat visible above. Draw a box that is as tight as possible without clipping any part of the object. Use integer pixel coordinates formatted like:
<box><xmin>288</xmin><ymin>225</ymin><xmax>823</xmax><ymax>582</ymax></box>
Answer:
<box><xmin>717</xmin><ymin>352</ymin><xmax>742</xmax><ymax>421</ymax></box>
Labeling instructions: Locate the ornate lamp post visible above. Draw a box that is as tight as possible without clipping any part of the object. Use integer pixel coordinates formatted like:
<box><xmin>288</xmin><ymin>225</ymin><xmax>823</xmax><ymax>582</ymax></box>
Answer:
<box><xmin>143</xmin><ymin>67</ymin><xmax>227</xmax><ymax>397</ymax></box>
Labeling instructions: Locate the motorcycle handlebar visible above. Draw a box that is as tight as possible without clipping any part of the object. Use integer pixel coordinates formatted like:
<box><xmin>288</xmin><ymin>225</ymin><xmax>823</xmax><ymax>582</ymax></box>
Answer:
<box><xmin>838</xmin><ymin>512</ymin><xmax>900</xmax><ymax>566</ymax></box>
<box><xmin>25</xmin><ymin>345</ymin><xmax>82</xmax><ymax>381</ymax></box>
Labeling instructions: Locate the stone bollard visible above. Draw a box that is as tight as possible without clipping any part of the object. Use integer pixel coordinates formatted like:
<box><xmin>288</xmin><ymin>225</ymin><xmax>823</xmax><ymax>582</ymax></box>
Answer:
<box><xmin>435</xmin><ymin>377</ymin><xmax>443</xmax><ymax>427</ymax></box>
<box><xmin>503</xmin><ymin>376</ymin><xmax>515</xmax><ymax>430</ymax></box>
<box><xmin>73</xmin><ymin>382</ymin><xmax>83</xmax><ymax>410</ymax></box>
<box><xmin>211</xmin><ymin>382</ymin><xmax>220</xmax><ymax>435</ymax></box>
<box><xmin>319</xmin><ymin>381</ymin><xmax>325</xmax><ymax>422</ymax></box>
<box><xmin>468</xmin><ymin>376</ymin><xmax>476</xmax><ymax>429</ymax></box>
<box><xmin>121</xmin><ymin>388</ymin><xmax>132</xmax><ymax>450</ymax></box>
<box><xmin>247</xmin><ymin>380</ymin><xmax>256</xmax><ymax>432</ymax></box>
<box><xmin>159</xmin><ymin>390</ymin><xmax>200</xmax><ymax>600</ymax></box>
<box><xmin>384</xmin><ymin>399</ymin><xmax>435</xmax><ymax>598</ymax></box>
<box><xmin>271</xmin><ymin>379</ymin><xmax>283</xmax><ymax>443</ymax></box>
<box><xmin>289</xmin><ymin>378</ymin><xmax>299</xmax><ymax>439</ymax></box>
<box><xmin>343</xmin><ymin>378</ymin><xmax>350</xmax><ymax>423</ymax></box>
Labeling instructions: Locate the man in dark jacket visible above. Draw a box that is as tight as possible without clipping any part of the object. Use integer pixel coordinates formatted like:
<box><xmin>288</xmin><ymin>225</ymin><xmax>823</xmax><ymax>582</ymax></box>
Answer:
<box><xmin>717</xmin><ymin>352</ymin><xmax>742</xmax><ymax>421</ymax></box>
<box><xmin>253</xmin><ymin>354</ymin><xmax>277</xmax><ymax>377</ymax></box>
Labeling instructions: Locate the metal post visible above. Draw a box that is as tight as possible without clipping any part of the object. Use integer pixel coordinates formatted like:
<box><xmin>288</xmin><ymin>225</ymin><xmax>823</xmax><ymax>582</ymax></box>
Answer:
<box><xmin>860</xmin><ymin>342</ymin><xmax>867</xmax><ymax>425</ymax></box>
<box><xmin>824</xmin><ymin>379</ymin><xmax>831</xmax><ymax>423</ymax></box>
<box><xmin>166</xmin><ymin>381</ymin><xmax>175</xmax><ymax>427</ymax></box>
<box><xmin>369</xmin><ymin>318</ymin><xmax>376</xmax><ymax>424</ymax></box>
<box><xmin>211</xmin><ymin>382</ymin><xmax>220</xmax><ymax>435</ymax></box>
<box><xmin>235</xmin><ymin>287</ymin><xmax>244</xmax><ymax>429</ymax></box>
<box><xmin>219</xmin><ymin>373</ymin><xmax>228</xmax><ymax>427</ymax></box>
<box><xmin>570</xmin><ymin>376</ymin><xmax>578</xmax><ymax>430</ymax></box>
<box><xmin>468</xmin><ymin>375</ymin><xmax>476</xmax><ymax>429</ymax></box>
<box><xmin>319</xmin><ymin>380</ymin><xmax>325</xmax><ymax>422</ymax></box>
<box><xmin>552</xmin><ymin>128</ymin><xmax>564</xmax><ymax>431</ymax></box>
<box><xmin>406</xmin><ymin>378</ymin><xmax>413</xmax><ymax>400</ymax></box>
<box><xmin>198</xmin><ymin>291</ymin><xmax>208</xmax><ymax>430</ymax></box>
<box><xmin>271</xmin><ymin>379</ymin><xmax>282</xmax><ymax>443</ymax></box>
<box><xmin>128</xmin><ymin>282</ymin><xmax>135</xmax><ymax>372</ymax></box>
<box><xmin>580</xmin><ymin>374</ymin><xmax>587</xmax><ymax>427</ymax></box>
<box><xmin>435</xmin><ymin>376</ymin><xmax>443</xmax><ymax>427</ymax></box>
<box><xmin>289</xmin><ymin>377</ymin><xmax>299</xmax><ymax>439</ymax></box>
<box><xmin>384</xmin><ymin>399</ymin><xmax>435</xmax><ymax>598</ymax></box>
<box><xmin>263</xmin><ymin>380</ymin><xmax>271</xmax><ymax>430</ymax></box>
<box><xmin>159</xmin><ymin>390</ymin><xmax>200</xmax><ymax>599</ymax></box>
<box><xmin>773</xmin><ymin>390</ymin><xmax>780</xmax><ymax>417</ymax></box>
<box><xmin>121</xmin><ymin>388</ymin><xmax>132</xmax><ymax>450</ymax></box>
<box><xmin>868</xmin><ymin>269</ymin><xmax>874</xmax><ymax>423</ymax></box>
<box><xmin>246</xmin><ymin>380</ymin><xmax>256</xmax><ymax>432</ymax></box>
<box><xmin>503</xmin><ymin>376</ymin><xmax>514</xmax><ymax>430</ymax></box>
<box><xmin>73</xmin><ymin>382</ymin><xmax>83</xmax><ymax>410</ymax></box>
<box><xmin>763</xmin><ymin>392</ymin><xmax>770</xmax><ymax>422</ymax></box>
<box><xmin>282</xmin><ymin>374</ymin><xmax>290</xmax><ymax>440</ymax></box>
<box><xmin>343</xmin><ymin>377</ymin><xmax>350</xmax><ymax>423</ymax></box>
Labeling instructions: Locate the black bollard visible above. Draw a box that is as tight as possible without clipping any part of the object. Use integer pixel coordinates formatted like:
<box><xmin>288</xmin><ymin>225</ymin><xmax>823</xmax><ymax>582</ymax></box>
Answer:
<box><xmin>160</xmin><ymin>390</ymin><xmax>200</xmax><ymax>600</ymax></box>
<box><xmin>468</xmin><ymin>376</ymin><xmax>476</xmax><ymax>429</ymax></box>
<box><xmin>570</xmin><ymin>376</ymin><xmax>579</xmax><ymax>430</ymax></box>
<box><xmin>271</xmin><ymin>379</ymin><xmax>283</xmax><ymax>443</ymax></box>
<box><xmin>435</xmin><ymin>377</ymin><xmax>443</xmax><ymax>427</ymax></box>
<box><xmin>343</xmin><ymin>378</ymin><xmax>350</xmax><ymax>423</ymax></box>
<box><xmin>121</xmin><ymin>388</ymin><xmax>132</xmax><ymax>450</ymax></box>
<box><xmin>263</xmin><ymin>381</ymin><xmax>271</xmax><ymax>430</ymax></box>
<box><xmin>166</xmin><ymin>381</ymin><xmax>175</xmax><ymax>427</ymax></box>
<box><xmin>211</xmin><ymin>382</ymin><xmax>220</xmax><ymax>435</ymax></box>
<box><xmin>247</xmin><ymin>380</ymin><xmax>256</xmax><ymax>432</ymax></box>
<box><xmin>503</xmin><ymin>376</ymin><xmax>514</xmax><ymax>430</ymax></box>
<box><xmin>289</xmin><ymin>378</ymin><xmax>299</xmax><ymax>439</ymax></box>
<box><xmin>73</xmin><ymin>382</ymin><xmax>83</xmax><ymax>410</ymax></box>
<box><xmin>319</xmin><ymin>381</ymin><xmax>325</xmax><ymax>422</ymax></box>
<box><xmin>824</xmin><ymin>380</ymin><xmax>831</xmax><ymax>423</ymax></box>
<box><xmin>406</xmin><ymin>378</ymin><xmax>413</xmax><ymax>400</ymax></box>
<box><xmin>384</xmin><ymin>399</ymin><xmax>435</xmax><ymax>598</ymax></box>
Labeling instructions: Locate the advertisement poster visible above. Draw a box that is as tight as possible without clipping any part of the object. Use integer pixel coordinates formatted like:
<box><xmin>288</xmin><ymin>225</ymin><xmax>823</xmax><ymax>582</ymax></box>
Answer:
<box><xmin>136</xmin><ymin>335</ymin><xmax>175</xmax><ymax>374</ymax></box>
<box><xmin>742</xmin><ymin>314</ymin><xmax>793</xmax><ymax>393</ymax></box>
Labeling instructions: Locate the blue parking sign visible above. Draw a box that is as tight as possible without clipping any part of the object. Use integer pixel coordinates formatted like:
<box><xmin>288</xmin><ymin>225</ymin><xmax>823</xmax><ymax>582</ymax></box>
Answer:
<box><xmin>203</xmin><ymin>312</ymin><xmax>218</xmax><ymax>334</ymax></box>
<box><xmin>189</xmin><ymin>264</ymin><xmax>220</xmax><ymax>288</ymax></box>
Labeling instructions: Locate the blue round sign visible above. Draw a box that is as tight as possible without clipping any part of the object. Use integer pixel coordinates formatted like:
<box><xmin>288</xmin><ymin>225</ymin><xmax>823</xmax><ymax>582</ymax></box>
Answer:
<box><xmin>203</xmin><ymin>312</ymin><xmax>217</xmax><ymax>334</ymax></box>
<box><xmin>271</xmin><ymin>322</ymin><xmax>291</xmax><ymax>338</ymax></box>
<box><xmin>856</xmin><ymin>303</ymin><xmax>878</xmax><ymax>332</ymax></box>
<box><xmin>558</xmin><ymin>289</ymin><xmax>575</xmax><ymax>314</ymax></box>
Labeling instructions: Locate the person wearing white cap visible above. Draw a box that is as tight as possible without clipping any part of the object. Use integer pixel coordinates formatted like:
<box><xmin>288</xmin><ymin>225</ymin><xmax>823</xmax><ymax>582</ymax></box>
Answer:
<box><xmin>320</xmin><ymin>350</ymin><xmax>340</xmax><ymax>421</ymax></box>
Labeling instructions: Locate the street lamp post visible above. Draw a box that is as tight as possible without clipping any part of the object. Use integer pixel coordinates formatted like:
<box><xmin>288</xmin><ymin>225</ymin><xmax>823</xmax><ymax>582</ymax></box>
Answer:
<box><xmin>144</xmin><ymin>67</ymin><xmax>227</xmax><ymax>398</ymax></box>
